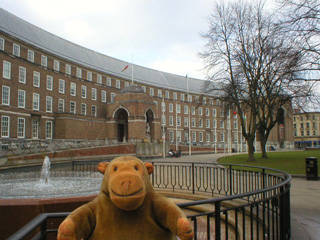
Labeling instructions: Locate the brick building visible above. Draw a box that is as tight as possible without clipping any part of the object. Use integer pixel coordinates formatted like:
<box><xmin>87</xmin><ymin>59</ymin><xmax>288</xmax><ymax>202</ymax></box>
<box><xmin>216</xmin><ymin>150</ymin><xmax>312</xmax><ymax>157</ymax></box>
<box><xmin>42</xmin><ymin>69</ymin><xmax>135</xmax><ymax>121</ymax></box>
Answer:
<box><xmin>0</xmin><ymin>8</ymin><xmax>293</xmax><ymax>151</ymax></box>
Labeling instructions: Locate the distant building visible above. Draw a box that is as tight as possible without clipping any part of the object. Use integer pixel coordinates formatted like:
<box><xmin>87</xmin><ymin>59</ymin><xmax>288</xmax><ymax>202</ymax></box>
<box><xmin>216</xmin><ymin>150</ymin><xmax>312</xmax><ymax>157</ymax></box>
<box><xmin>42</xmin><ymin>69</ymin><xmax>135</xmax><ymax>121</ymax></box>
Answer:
<box><xmin>293</xmin><ymin>110</ymin><xmax>320</xmax><ymax>148</ymax></box>
<box><xmin>0</xmin><ymin>8</ymin><xmax>293</xmax><ymax>151</ymax></box>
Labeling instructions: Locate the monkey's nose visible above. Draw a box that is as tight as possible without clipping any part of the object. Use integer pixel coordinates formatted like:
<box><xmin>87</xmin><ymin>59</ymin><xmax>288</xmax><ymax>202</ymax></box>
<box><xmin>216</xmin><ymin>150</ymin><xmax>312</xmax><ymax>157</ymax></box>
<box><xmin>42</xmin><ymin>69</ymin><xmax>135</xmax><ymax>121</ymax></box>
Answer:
<box><xmin>121</xmin><ymin>180</ymin><xmax>132</xmax><ymax>190</ymax></box>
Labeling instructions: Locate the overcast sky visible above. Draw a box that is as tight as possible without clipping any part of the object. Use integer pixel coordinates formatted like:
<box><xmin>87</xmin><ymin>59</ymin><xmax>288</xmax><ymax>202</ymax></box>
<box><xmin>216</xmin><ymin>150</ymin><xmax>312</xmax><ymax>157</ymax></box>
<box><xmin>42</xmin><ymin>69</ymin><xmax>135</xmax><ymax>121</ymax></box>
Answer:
<box><xmin>1</xmin><ymin>0</ymin><xmax>221</xmax><ymax>79</ymax></box>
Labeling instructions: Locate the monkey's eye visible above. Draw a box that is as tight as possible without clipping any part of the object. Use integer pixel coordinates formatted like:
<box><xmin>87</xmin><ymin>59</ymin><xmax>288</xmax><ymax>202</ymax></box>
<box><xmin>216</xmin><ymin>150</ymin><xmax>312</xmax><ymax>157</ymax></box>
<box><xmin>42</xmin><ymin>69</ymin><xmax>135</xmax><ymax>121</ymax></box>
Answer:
<box><xmin>114</xmin><ymin>166</ymin><xmax>118</xmax><ymax>172</ymax></box>
<box><xmin>134</xmin><ymin>165</ymin><xmax>138</xmax><ymax>171</ymax></box>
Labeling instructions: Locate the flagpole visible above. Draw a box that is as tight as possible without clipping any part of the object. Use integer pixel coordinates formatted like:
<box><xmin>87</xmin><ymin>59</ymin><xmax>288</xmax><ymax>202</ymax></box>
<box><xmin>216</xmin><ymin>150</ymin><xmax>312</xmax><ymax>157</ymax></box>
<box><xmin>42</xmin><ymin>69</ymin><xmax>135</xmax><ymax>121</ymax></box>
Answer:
<box><xmin>162</xmin><ymin>96</ymin><xmax>165</xmax><ymax>158</ymax></box>
<box><xmin>131</xmin><ymin>55</ymin><xmax>134</xmax><ymax>84</ymax></box>
<box><xmin>176</xmin><ymin>102</ymin><xmax>178</xmax><ymax>151</ymax></box>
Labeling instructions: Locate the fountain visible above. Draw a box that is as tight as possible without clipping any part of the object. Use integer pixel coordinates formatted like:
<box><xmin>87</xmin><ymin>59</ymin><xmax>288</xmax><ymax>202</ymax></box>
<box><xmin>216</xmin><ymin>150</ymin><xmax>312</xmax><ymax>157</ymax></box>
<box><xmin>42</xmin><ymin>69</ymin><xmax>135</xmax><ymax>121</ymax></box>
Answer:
<box><xmin>0</xmin><ymin>156</ymin><xmax>103</xmax><ymax>239</ymax></box>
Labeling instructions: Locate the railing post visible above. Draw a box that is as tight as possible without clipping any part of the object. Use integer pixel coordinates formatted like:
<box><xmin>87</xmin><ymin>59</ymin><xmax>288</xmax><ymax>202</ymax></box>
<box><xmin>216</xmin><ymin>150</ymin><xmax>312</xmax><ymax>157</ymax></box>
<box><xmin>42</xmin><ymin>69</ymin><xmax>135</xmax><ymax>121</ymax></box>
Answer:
<box><xmin>279</xmin><ymin>185</ymin><xmax>291</xmax><ymax>240</ymax></box>
<box><xmin>192</xmin><ymin>163</ymin><xmax>195</xmax><ymax>194</ymax></box>
<box><xmin>229</xmin><ymin>165</ymin><xmax>233</xmax><ymax>195</ymax></box>
<box><xmin>215</xmin><ymin>201</ymin><xmax>221</xmax><ymax>240</ymax></box>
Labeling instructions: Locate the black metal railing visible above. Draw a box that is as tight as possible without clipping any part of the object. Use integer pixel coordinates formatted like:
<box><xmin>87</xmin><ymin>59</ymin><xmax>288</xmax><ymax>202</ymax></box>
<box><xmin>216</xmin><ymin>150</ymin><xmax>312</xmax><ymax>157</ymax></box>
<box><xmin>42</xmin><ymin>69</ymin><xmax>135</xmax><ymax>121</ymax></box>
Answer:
<box><xmin>8</xmin><ymin>161</ymin><xmax>291</xmax><ymax>240</ymax></box>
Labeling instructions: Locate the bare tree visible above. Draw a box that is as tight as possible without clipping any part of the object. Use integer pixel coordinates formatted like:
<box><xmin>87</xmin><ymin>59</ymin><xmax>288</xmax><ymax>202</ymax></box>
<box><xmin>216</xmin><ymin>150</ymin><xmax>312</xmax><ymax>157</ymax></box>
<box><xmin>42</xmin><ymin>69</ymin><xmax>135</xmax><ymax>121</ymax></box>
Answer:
<box><xmin>200</xmin><ymin>0</ymin><xmax>312</xmax><ymax>161</ymax></box>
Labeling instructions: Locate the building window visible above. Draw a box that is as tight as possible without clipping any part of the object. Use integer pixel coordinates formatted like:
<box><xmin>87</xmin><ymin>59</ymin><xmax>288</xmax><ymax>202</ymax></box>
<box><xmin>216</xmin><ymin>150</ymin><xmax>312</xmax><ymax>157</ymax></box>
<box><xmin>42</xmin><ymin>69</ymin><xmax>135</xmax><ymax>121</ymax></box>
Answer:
<box><xmin>177</xmin><ymin>117</ymin><xmax>181</xmax><ymax>126</ymax></box>
<box><xmin>234</xmin><ymin>133</ymin><xmax>238</xmax><ymax>142</ymax></box>
<box><xmin>199</xmin><ymin>132</ymin><xmax>203</xmax><ymax>142</ymax></box>
<box><xmin>17</xmin><ymin>118</ymin><xmax>25</xmax><ymax>138</ymax></box>
<box><xmin>173</xmin><ymin>92</ymin><xmax>177</xmax><ymax>100</ymax></box>
<box><xmin>46</xmin><ymin>96</ymin><xmax>52</xmax><ymax>112</ymax></box>
<box><xmin>169</xmin><ymin>116</ymin><xmax>173</xmax><ymax>126</ymax></box>
<box><xmin>2</xmin><ymin>85</ymin><xmax>10</xmax><ymax>105</ymax></box>
<box><xmin>188</xmin><ymin>95</ymin><xmax>192</xmax><ymax>102</ymax></box>
<box><xmin>46</xmin><ymin>121</ymin><xmax>53</xmax><ymax>139</ymax></box>
<box><xmin>150</xmin><ymin>88</ymin><xmax>154</xmax><ymax>96</ymax></box>
<box><xmin>161</xmin><ymin>102</ymin><xmax>166</xmax><ymax>112</ymax></box>
<box><xmin>177</xmin><ymin>131</ymin><xmax>181</xmax><ymax>142</ymax></box>
<box><xmin>58</xmin><ymin>99</ymin><xmax>65</xmax><ymax>113</ymax></box>
<box><xmin>234</xmin><ymin>121</ymin><xmax>238</xmax><ymax>129</ymax></box>
<box><xmin>13</xmin><ymin>43</ymin><xmax>20</xmax><ymax>57</ymax></box>
<box><xmin>107</xmin><ymin>77</ymin><xmax>112</xmax><ymax>86</ymax></box>
<box><xmin>33</xmin><ymin>93</ymin><xmax>40</xmax><ymax>110</ymax></box>
<box><xmin>0</xmin><ymin>37</ymin><xmax>4</xmax><ymax>50</ymax></box>
<box><xmin>27</xmin><ymin>50</ymin><xmax>34</xmax><ymax>62</ymax></box>
<box><xmin>206</xmin><ymin>119</ymin><xmax>210</xmax><ymax>128</ymax></box>
<box><xmin>176</xmin><ymin>104</ymin><xmax>181</xmax><ymax>113</ymax></box>
<box><xmin>116</xmin><ymin>80</ymin><xmax>120</xmax><ymax>89</ymax></box>
<box><xmin>192</xmin><ymin>132</ymin><xmax>196</xmax><ymax>142</ymax></box>
<box><xmin>65</xmin><ymin>64</ymin><xmax>71</xmax><ymax>75</ymax></box>
<box><xmin>32</xmin><ymin>120</ymin><xmax>39</xmax><ymax>139</ymax></box>
<box><xmin>92</xmin><ymin>88</ymin><xmax>97</xmax><ymax>101</ymax></box>
<box><xmin>1</xmin><ymin>116</ymin><xmax>10</xmax><ymax>137</ymax></box>
<box><xmin>70</xmin><ymin>101</ymin><xmax>76</xmax><ymax>114</ymax></box>
<box><xmin>101</xmin><ymin>90</ymin><xmax>107</xmax><ymax>102</ymax></box>
<box><xmin>76</xmin><ymin>68</ymin><xmax>82</xmax><ymax>78</ymax></box>
<box><xmin>54</xmin><ymin>60</ymin><xmax>60</xmax><ymax>71</ymax></box>
<box><xmin>142</xmin><ymin>86</ymin><xmax>146</xmax><ymax>92</ymax></box>
<box><xmin>41</xmin><ymin>55</ymin><xmax>47</xmax><ymax>67</ymax></box>
<box><xmin>184</xmin><ymin>106</ymin><xmax>189</xmax><ymax>114</ymax></box>
<box><xmin>199</xmin><ymin>119</ymin><xmax>203</xmax><ymax>128</ymax></box>
<box><xmin>199</xmin><ymin>107</ymin><xmax>203</xmax><ymax>116</ymax></box>
<box><xmin>91</xmin><ymin>105</ymin><xmax>97</xmax><ymax>117</ymax></box>
<box><xmin>111</xmin><ymin>93</ymin><xmax>115</xmax><ymax>102</ymax></box>
<box><xmin>33</xmin><ymin>71</ymin><xmax>40</xmax><ymax>87</ymax></box>
<box><xmin>158</xmin><ymin>89</ymin><xmax>162</xmax><ymax>98</ymax></box>
<box><xmin>206</xmin><ymin>108</ymin><xmax>210</xmax><ymax>116</ymax></box>
<box><xmin>87</xmin><ymin>71</ymin><xmax>92</xmax><ymax>81</ymax></box>
<box><xmin>220</xmin><ymin>132</ymin><xmax>224</xmax><ymax>142</ymax></box>
<box><xmin>220</xmin><ymin>109</ymin><xmax>224</xmax><ymax>117</ymax></box>
<box><xmin>3</xmin><ymin>61</ymin><xmax>11</xmax><ymax>79</ymax></box>
<box><xmin>184</xmin><ymin>117</ymin><xmax>189</xmax><ymax>127</ymax></box>
<box><xmin>220</xmin><ymin>120</ymin><xmax>224</xmax><ymax>128</ymax></box>
<box><xmin>59</xmin><ymin>79</ymin><xmax>65</xmax><ymax>94</ymax></box>
<box><xmin>165</xmin><ymin>91</ymin><xmax>170</xmax><ymax>99</ymax></box>
<box><xmin>19</xmin><ymin>67</ymin><xmax>26</xmax><ymax>83</ymax></box>
<box><xmin>161</xmin><ymin>115</ymin><xmax>166</xmax><ymax>125</ymax></box>
<box><xmin>191</xmin><ymin>106</ymin><xmax>195</xmax><ymax>115</ymax></box>
<box><xmin>191</xmin><ymin>118</ymin><xmax>196</xmax><ymax>127</ymax></box>
<box><xmin>47</xmin><ymin>75</ymin><xmax>53</xmax><ymax>91</ymax></box>
<box><xmin>212</xmin><ymin>109</ymin><xmax>216</xmax><ymax>117</ymax></box>
<box><xmin>70</xmin><ymin>82</ymin><xmax>76</xmax><ymax>96</ymax></box>
<box><xmin>81</xmin><ymin>85</ymin><xmax>87</xmax><ymax>98</ymax></box>
<box><xmin>180</xmin><ymin>93</ymin><xmax>185</xmax><ymax>102</ymax></box>
<box><xmin>169</xmin><ymin>103</ymin><xmax>173</xmax><ymax>113</ymax></box>
<box><xmin>18</xmin><ymin>89</ymin><xmax>26</xmax><ymax>108</ymax></box>
<box><xmin>97</xmin><ymin>75</ymin><xmax>102</xmax><ymax>84</ymax></box>
<box><xmin>169</xmin><ymin>131</ymin><xmax>174</xmax><ymax>143</ymax></box>
<box><xmin>81</xmin><ymin>103</ymin><xmax>86</xmax><ymax>115</ymax></box>
<box><xmin>213</xmin><ymin>119</ymin><xmax>216</xmax><ymax>128</ymax></box>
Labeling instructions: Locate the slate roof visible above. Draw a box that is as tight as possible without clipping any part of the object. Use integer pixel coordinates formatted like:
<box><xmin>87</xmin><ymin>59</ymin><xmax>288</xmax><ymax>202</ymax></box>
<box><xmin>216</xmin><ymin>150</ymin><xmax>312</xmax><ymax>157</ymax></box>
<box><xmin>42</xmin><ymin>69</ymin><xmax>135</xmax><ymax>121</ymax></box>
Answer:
<box><xmin>0</xmin><ymin>8</ymin><xmax>207</xmax><ymax>95</ymax></box>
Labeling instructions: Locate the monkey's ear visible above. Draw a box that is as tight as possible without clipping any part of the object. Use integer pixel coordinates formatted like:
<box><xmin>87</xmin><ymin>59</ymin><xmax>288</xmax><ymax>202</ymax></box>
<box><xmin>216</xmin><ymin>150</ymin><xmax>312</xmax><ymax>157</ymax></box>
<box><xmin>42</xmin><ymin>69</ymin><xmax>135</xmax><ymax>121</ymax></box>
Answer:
<box><xmin>144</xmin><ymin>162</ymin><xmax>154</xmax><ymax>175</ymax></box>
<box><xmin>97</xmin><ymin>161</ymin><xmax>109</xmax><ymax>174</ymax></box>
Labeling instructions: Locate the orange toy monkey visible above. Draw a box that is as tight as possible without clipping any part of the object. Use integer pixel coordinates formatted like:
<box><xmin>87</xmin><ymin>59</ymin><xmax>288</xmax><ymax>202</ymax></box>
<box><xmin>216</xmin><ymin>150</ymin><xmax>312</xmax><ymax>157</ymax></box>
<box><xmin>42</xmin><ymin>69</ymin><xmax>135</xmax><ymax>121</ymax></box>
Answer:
<box><xmin>57</xmin><ymin>156</ymin><xmax>194</xmax><ymax>240</ymax></box>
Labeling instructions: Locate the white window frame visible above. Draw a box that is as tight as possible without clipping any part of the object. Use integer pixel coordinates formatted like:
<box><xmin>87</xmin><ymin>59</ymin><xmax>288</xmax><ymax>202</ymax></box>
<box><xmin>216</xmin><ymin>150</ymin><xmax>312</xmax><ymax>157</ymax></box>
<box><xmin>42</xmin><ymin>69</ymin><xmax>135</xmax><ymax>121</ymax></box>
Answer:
<box><xmin>46</xmin><ymin>96</ymin><xmax>53</xmax><ymax>113</ymax></box>
<box><xmin>206</xmin><ymin>133</ymin><xmax>210</xmax><ymax>143</ymax></box>
<box><xmin>101</xmin><ymin>90</ymin><xmax>107</xmax><ymax>102</ymax></box>
<box><xmin>70</xmin><ymin>82</ymin><xmax>77</xmax><ymax>96</ymax></box>
<box><xmin>176</xmin><ymin>104</ymin><xmax>181</xmax><ymax>113</ymax></box>
<box><xmin>81</xmin><ymin>103</ymin><xmax>87</xmax><ymax>115</ymax></box>
<box><xmin>33</xmin><ymin>93</ymin><xmax>40</xmax><ymax>111</ymax></box>
<box><xmin>116</xmin><ymin>80</ymin><xmax>121</xmax><ymax>89</ymax></box>
<box><xmin>3</xmin><ymin>61</ymin><xmax>11</xmax><ymax>79</ymax></box>
<box><xmin>87</xmin><ymin>71</ymin><xmax>92</xmax><ymax>81</ymax></box>
<box><xmin>59</xmin><ymin>79</ymin><xmax>65</xmax><ymax>94</ymax></box>
<box><xmin>46</xmin><ymin>75</ymin><xmax>53</xmax><ymax>91</ymax></box>
<box><xmin>32</xmin><ymin>120</ymin><xmax>39</xmax><ymax>139</ymax></box>
<box><xmin>97</xmin><ymin>74</ymin><xmax>102</xmax><ymax>84</ymax></box>
<box><xmin>54</xmin><ymin>60</ymin><xmax>60</xmax><ymax>71</ymax></box>
<box><xmin>81</xmin><ymin>85</ymin><xmax>87</xmax><ymax>99</ymax></box>
<box><xmin>70</xmin><ymin>101</ymin><xmax>76</xmax><ymax>114</ymax></box>
<box><xmin>184</xmin><ymin>105</ymin><xmax>189</xmax><ymax>114</ymax></box>
<box><xmin>169</xmin><ymin>116</ymin><xmax>174</xmax><ymax>126</ymax></box>
<box><xmin>191</xmin><ymin>106</ymin><xmax>195</xmax><ymax>115</ymax></box>
<box><xmin>19</xmin><ymin>66</ymin><xmax>26</xmax><ymax>83</ymax></box>
<box><xmin>92</xmin><ymin>88</ymin><xmax>97</xmax><ymax>101</ymax></box>
<box><xmin>169</xmin><ymin>103</ymin><xmax>173</xmax><ymax>113</ymax></box>
<box><xmin>206</xmin><ymin>108</ymin><xmax>210</xmax><ymax>116</ymax></box>
<box><xmin>58</xmin><ymin>99</ymin><xmax>65</xmax><ymax>113</ymax></box>
<box><xmin>46</xmin><ymin>121</ymin><xmax>53</xmax><ymax>139</ymax></box>
<box><xmin>177</xmin><ymin>117</ymin><xmax>181</xmax><ymax>126</ymax></box>
<box><xmin>18</xmin><ymin>89</ymin><xmax>26</xmax><ymax>108</ymax></box>
<box><xmin>199</xmin><ymin>119</ymin><xmax>203</xmax><ymax>128</ymax></box>
<box><xmin>192</xmin><ymin>118</ymin><xmax>196</xmax><ymax>127</ymax></box>
<box><xmin>206</xmin><ymin>119</ymin><xmax>210</xmax><ymax>128</ymax></box>
<box><xmin>180</xmin><ymin>93</ymin><xmax>185</xmax><ymax>102</ymax></box>
<box><xmin>65</xmin><ymin>64</ymin><xmax>71</xmax><ymax>75</ymax></box>
<box><xmin>17</xmin><ymin>118</ymin><xmax>25</xmax><ymax>138</ymax></box>
<box><xmin>76</xmin><ymin>68</ymin><xmax>82</xmax><ymax>78</ymax></box>
<box><xmin>33</xmin><ymin>71</ymin><xmax>40</xmax><ymax>87</ymax></box>
<box><xmin>199</xmin><ymin>107</ymin><xmax>203</xmax><ymax>116</ymax></box>
<box><xmin>2</xmin><ymin>85</ymin><xmax>10</xmax><ymax>106</ymax></box>
<box><xmin>13</xmin><ymin>43</ymin><xmax>20</xmax><ymax>57</ymax></box>
<box><xmin>158</xmin><ymin>89</ymin><xmax>162</xmax><ymax>98</ymax></box>
<box><xmin>199</xmin><ymin>132</ymin><xmax>204</xmax><ymax>142</ymax></box>
<box><xmin>0</xmin><ymin>37</ymin><xmax>4</xmax><ymax>51</ymax></box>
<box><xmin>220</xmin><ymin>120</ymin><xmax>224</xmax><ymax>129</ymax></box>
<box><xmin>41</xmin><ymin>55</ymin><xmax>47</xmax><ymax>67</ymax></box>
<box><xmin>169</xmin><ymin>131</ymin><xmax>174</xmax><ymax>143</ymax></box>
<box><xmin>192</xmin><ymin>132</ymin><xmax>196</xmax><ymax>142</ymax></box>
<box><xmin>91</xmin><ymin>105</ymin><xmax>97</xmax><ymax>117</ymax></box>
<box><xmin>111</xmin><ymin>93</ymin><xmax>115</xmax><ymax>102</ymax></box>
<box><xmin>173</xmin><ymin>92</ymin><xmax>177</xmax><ymax>100</ymax></box>
<box><xmin>220</xmin><ymin>132</ymin><xmax>224</xmax><ymax>142</ymax></box>
<box><xmin>150</xmin><ymin>88</ymin><xmax>154</xmax><ymax>96</ymax></box>
<box><xmin>1</xmin><ymin>115</ymin><xmax>10</xmax><ymax>138</ymax></box>
<box><xmin>27</xmin><ymin>50</ymin><xmax>34</xmax><ymax>62</ymax></box>
<box><xmin>212</xmin><ymin>109</ymin><xmax>216</xmax><ymax>117</ymax></box>
<box><xmin>107</xmin><ymin>77</ymin><xmax>112</xmax><ymax>86</ymax></box>
<box><xmin>184</xmin><ymin>117</ymin><xmax>189</xmax><ymax>127</ymax></box>
<box><xmin>165</xmin><ymin>91</ymin><xmax>170</xmax><ymax>99</ymax></box>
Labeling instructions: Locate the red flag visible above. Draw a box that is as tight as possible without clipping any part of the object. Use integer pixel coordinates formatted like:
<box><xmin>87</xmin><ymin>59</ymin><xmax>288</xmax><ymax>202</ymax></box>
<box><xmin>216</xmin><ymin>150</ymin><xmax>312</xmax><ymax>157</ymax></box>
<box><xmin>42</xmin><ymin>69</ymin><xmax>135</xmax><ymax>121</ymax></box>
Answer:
<box><xmin>233</xmin><ymin>110</ymin><xmax>237</xmax><ymax>115</ymax></box>
<box><xmin>122</xmin><ymin>65</ymin><xmax>129</xmax><ymax>72</ymax></box>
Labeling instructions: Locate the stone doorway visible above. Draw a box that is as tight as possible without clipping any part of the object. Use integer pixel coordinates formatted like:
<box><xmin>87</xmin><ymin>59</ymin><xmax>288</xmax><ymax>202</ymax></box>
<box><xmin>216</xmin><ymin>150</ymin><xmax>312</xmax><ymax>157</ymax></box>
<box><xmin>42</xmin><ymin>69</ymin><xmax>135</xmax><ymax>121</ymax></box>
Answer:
<box><xmin>146</xmin><ymin>109</ymin><xmax>154</xmax><ymax>141</ymax></box>
<box><xmin>115</xmin><ymin>108</ymin><xmax>128</xmax><ymax>142</ymax></box>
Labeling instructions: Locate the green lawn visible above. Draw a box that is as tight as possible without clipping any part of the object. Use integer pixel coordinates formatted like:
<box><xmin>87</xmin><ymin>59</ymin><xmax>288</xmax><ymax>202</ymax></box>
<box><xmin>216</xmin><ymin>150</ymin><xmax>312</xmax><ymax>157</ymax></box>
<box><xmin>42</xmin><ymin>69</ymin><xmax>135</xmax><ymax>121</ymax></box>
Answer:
<box><xmin>218</xmin><ymin>150</ymin><xmax>320</xmax><ymax>175</ymax></box>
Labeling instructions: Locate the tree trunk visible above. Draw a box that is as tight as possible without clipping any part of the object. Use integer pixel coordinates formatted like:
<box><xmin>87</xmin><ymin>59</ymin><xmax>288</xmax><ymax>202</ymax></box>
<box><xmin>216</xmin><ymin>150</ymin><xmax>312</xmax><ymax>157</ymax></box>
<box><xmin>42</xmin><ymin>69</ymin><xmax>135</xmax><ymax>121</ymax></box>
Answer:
<box><xmin>247</xmin><ymin>139</ymin><xmax>256</xmax><ymax>162</ymax></box>
<box><xmin>260</xmin><ymin>138</ymin><xmax>268</xmax><ymax>159</ymax></box>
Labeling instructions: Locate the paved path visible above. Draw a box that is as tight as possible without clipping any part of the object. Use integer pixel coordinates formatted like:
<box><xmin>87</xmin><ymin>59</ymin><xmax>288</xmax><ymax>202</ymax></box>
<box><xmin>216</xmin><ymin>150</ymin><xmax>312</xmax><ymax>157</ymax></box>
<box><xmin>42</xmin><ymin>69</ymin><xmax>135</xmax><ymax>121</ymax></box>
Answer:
<box><xmin>150</xmin><ymin>153</ymin><xmax>320</xmax><ymax>240</ymax></box>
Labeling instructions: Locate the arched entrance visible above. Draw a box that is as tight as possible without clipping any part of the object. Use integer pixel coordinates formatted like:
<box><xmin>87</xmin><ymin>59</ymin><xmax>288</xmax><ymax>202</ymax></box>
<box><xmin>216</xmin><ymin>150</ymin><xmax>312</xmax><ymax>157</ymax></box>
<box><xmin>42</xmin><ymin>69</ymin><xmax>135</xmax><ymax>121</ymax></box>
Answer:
<box><xmin>115</xmin><ymin>108</ymin><xmax>128</xmax><ymax>142</ymax></box>
<box><xmin>146</xmin><ymin>109</ymin><xmax>154</xmax><ymax>140</ymax></box>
